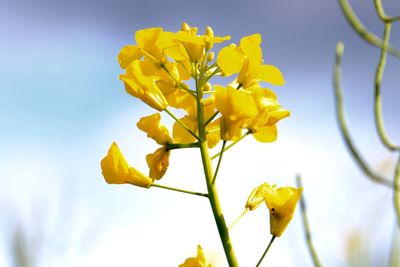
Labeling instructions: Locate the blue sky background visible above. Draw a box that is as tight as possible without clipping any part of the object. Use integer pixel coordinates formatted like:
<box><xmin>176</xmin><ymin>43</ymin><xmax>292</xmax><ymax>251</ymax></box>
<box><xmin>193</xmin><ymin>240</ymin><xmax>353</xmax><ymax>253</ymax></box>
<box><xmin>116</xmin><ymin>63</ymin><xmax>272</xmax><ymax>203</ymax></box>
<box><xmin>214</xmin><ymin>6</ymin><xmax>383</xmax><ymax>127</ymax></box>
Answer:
<box><xmin>0</xmin><ymin>0</ymin><xmax>399</xmax><ymax>266</ymax></box>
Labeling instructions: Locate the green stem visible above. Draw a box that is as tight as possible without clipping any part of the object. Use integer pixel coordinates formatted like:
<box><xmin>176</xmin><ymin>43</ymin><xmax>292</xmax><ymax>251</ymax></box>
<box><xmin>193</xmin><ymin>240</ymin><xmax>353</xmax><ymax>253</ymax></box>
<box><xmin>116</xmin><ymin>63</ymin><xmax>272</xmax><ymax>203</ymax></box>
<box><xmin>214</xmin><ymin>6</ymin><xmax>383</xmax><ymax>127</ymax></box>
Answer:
<box><xmin>211</xmin><ymin>131</ymin><xmax>251</xmax><ymax>160</ymax></box>
<box><xmin>205</xmin><ymin>111</ymin><xmax>219</xmax><ymax>126</ymax></box>
<box><xmin>211</xmin><ymin>141</ymin><xmax>227</xmax><ymax>184</ymax></box>
<box><xmin>296</xmin><ymin>175</ymin><xmax>323</xmax><ymax>267</ymax></box>
<box><xmin>373</xmin><ymin>23</ymin><xmax>400</xmax><ymax>151</ymax></box>
<box><xmin>333</xmin><ymin>42</ymin><xmax>392</xmax><ymax>188</ymax></box>
<box><xmin>374</xmin><ymin>0</ymin><xmax>400</xmax><ymax>23</ymax></box>
<box><xmin>256</xmin><ymin>235</ymin><xmax>276</xmax><ymax>267</ymax></box>
<box><xmin>164</xmin><ymin>107</ymin><xmax>200</xmax><ymax>141</ymax></box>
<box><xmin>151</xmin><ymin>183</ymin><xmax>208</xmax><ymax>198</ymax></box>
<box><xmin>166</xmin><ymin>142</ymin><xmax>200</xmax><ymax>151</ymax></box>
<box><xmin>195</xmin><ymin>62</ymin><xmax>239</xmax><ymax>267</ymax></box>
<box><xmin>393</xmin><ymin>155</ymin><xmax>400</xmax><ymax>228</ymax></box>
<box><xmin>338</xmin><ymin>0</ymin><xmax>400</xmax><ymax>58</ymax></box>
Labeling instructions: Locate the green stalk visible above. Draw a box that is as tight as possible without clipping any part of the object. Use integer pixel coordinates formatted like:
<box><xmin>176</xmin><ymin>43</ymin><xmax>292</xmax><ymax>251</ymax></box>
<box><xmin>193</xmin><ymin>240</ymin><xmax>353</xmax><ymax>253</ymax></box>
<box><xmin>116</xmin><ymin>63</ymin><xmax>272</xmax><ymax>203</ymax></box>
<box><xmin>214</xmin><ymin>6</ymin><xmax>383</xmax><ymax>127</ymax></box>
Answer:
<box><xmin>195</xmin><ymin>62</ymin><xmax>239</xmax><ymax>267</ymax></box>
<box><xmin>256</xmin><ymin>235</ymin><xmax>276</xmax><ymax>267</ymax></box>
<box><xmin>373</xmin><ymin>23</ymin><xmax>400</xmax><ymax>151</ymax></box>
<box><xmin>151</xmin><ymin>183</ymin><xmax>208</xmax><ymax>198</ymax></box>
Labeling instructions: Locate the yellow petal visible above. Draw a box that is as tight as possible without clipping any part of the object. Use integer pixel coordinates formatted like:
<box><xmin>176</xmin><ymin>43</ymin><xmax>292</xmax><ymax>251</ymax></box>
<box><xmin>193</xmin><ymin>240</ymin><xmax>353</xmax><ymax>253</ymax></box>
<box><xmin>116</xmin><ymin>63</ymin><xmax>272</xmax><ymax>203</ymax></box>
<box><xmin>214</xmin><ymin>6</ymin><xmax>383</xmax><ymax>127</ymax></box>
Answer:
<box><xmin>206</xmin><ymin>119</ymin><xmax>221</xmax><ymax>149</ymax></box>
<box><xmin>118</xmin><ymin>45</ymin><xmax>142</xmax><ymax>69</ymax></box>
<box><xmin>173</xmin><ymin>115</ymin><xmax>198</xmax><ymax>144</ymax></box>
<box><xmin>252</xmin><ymin>125</ymin><xmax>277</xmax><ymax>143</ymax></box>
<box><xmin>214</xmin><ymin>86</ymin><xmax>257</xmax><ymax>121</ymax></box>
<box><xmin>266</xmin><ymin>109</ymin><xmax>290</xmax><ymax>126</ymax></box>
<box><xmin>258</xmin><ymin>65</ymin><xmax>285</xmax><ymax>86</ymax></box>
<box><xmin>100</xmin><ymin>143</ymin><xmax>152</xmax><ymax>188</ymax></box>
<box><xmin>136</xmin><ymin>113</ymin><xmax>173</xmax><ymax>145</ymax></box>
<box><xmin>146</xmin><ymin>147</ymin><xmax>170</xmax><ymax>180</ymax></box>
<box><xmin>239</xmin><ymin>34</ymin><xmax>262</xmax><ymax>64</ymax></box>
<box><xmin>135</xmin><ymin>27</ymin><xmax>163</xmax><ymax>48</ymax></box>
<box><xmin>120</xmin><ymin>60</ymin><xmax>168</xmax><ymax>111</ymax></box>
<box><xmin>217</xmin><ymin>45</ymin><xmax>244</xmax><ymax>76</ymax></box>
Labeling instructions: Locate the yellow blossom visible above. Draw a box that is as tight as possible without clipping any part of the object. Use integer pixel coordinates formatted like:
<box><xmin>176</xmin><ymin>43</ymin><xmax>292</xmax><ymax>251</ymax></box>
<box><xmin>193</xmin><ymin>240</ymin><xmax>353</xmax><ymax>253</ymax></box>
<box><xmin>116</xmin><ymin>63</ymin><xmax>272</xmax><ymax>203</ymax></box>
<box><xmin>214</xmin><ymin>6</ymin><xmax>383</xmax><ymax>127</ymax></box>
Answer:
<box><xmin>100</xmin><ymin>142</ymin><xmax>152</xmax><ymax>188</ymax></box>
<box><xmin>118</xmin><ymin>27</ymin><xmax>172</xmax><ymax>67</ymax></box>
<box><xmin>179</xmin><ymin>245</ymin><xmax>212</xmax><ymax>267</ymax></box>
<box><xmin>217</xmin><ymin>34</ymin><xmax>285</xmax><ymax>87</ymax></box>
<box><xmin>245</xmin><ymin>85</ymin><xmax>290</xmax><ymax>142</ymax></box>
<box><xmin>262</xmin><ymin>183</ymin><xmax>303</xmax><ymax>237</ymax></box>
<box><xmin>136</xmin><ymin>113</ymin><xmax>173</xmax><ymax>145</ymax></box>
<box><xmin>214</xmin><ymin>85</ymin><xmax>257</xmax><ymax>140</ymax></box>
<box><xmin>146</xmin><ymin>147</ymin><xmax>170</xmax><ymax>180</ymax></box>
<box><xmin>120</xmin><ymin>60</ymin><xmax>168</xmax><ymax>111</ymax></box>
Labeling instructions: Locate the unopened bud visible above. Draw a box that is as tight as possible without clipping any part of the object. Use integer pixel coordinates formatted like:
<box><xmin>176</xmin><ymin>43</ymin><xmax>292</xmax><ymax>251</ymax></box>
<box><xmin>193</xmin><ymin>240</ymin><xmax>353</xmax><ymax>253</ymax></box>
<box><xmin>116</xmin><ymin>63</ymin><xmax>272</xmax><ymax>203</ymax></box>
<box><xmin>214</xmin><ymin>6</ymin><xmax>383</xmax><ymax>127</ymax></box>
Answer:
<box><xmin>207</xmin><ymin>52</ymin><xmax>214</xmax><ymax>62</ymax></box>
<box><xmin>181</xmin><ymin>22</ymin><xmax>190</xmax><ymax>33</ymax></box>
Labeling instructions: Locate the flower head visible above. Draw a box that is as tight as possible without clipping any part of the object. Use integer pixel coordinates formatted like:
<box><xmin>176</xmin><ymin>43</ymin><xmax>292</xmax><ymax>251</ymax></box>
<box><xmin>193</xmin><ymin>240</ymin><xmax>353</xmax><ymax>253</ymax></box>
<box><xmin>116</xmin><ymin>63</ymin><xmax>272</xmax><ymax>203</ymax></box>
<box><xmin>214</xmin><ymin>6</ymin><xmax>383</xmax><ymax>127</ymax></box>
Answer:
<box><xmin>100</xmin><ymin>143</ymin><xmax>152</xmax><ymax>188</ymax></box>
<box><xmin>262</xmin><ymin>183</ymin><xmax>303</xmax><ymax>237</ymax></box>
<box><xmin>179</xmin><ymin>245</ymin><xmax>212</xmax><ymax>267</ymax></box>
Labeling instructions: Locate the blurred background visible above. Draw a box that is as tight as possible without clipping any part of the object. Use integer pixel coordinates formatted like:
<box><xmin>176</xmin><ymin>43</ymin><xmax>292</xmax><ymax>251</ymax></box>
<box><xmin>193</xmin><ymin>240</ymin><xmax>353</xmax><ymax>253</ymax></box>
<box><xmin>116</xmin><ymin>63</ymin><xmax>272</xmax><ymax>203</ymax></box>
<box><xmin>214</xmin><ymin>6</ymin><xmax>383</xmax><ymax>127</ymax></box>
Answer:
<box><xmin>0</xmin><ymin>0</ymin><xmax>399</xmax><ymax>266</ymax></box>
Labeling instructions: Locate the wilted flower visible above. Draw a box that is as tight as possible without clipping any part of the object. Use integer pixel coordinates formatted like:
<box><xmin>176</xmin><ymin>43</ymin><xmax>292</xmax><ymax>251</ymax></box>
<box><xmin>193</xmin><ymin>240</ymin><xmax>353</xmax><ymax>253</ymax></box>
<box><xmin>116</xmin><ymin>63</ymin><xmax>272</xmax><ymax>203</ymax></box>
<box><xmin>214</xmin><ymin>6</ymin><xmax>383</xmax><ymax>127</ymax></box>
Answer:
<box><xmin>262</xmin><ymin>183</ymin><xmax>303</xmax><ymax>237</ymax></box>
<box><xmin>100</xmin><ymin>142</ymin><xmax>152</xmax><ymax>188</ymax></box>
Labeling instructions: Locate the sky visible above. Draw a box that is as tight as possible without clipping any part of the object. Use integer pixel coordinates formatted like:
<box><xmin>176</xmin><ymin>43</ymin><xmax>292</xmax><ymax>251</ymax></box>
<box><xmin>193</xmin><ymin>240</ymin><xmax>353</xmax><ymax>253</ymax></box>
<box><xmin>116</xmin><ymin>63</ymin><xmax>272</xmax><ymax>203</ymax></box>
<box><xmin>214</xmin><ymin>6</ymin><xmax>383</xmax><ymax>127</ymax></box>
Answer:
<box><xmin>0</xmin><ymin>0</ymin><xmax>399</xmax><ymax>266</ymax></box>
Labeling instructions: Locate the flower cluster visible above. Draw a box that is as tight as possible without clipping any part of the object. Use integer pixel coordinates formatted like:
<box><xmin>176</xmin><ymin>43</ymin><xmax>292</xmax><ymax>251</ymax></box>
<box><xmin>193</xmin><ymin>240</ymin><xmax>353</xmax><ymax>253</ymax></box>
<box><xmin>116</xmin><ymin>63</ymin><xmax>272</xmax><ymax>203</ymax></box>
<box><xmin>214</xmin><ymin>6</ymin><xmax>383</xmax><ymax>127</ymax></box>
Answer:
<box><xmin>101</xmin><ymin>23</ymin><xmax>289</xmax><ymax>186</ymax></box>
<box><xmin>101</xmin><ymin>23</ymin><xmax>295</xmax><ymax>266</ymax></box>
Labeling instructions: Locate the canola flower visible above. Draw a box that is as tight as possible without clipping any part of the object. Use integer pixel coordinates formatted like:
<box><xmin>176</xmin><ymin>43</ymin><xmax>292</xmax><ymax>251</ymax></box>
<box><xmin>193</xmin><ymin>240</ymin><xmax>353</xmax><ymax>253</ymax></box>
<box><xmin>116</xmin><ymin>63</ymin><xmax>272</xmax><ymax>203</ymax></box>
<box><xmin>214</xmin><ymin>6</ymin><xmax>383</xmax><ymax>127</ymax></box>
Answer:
<box><xmin>101</xmin><ymin>23</ymin><xmax>292</xmax><ymax>266</ymax></box>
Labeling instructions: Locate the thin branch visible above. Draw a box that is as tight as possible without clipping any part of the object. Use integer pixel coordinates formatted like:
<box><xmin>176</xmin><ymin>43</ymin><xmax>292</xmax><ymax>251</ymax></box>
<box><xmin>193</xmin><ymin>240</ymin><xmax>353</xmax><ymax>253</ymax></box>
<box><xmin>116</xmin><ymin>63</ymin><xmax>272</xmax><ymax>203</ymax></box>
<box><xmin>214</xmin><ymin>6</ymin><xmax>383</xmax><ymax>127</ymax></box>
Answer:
<box><xmin>164</xmin><ymin>107</ymin><xmax>200</xmax><ymax>141</ymax></box>
<box><xmin>211</xmin><ymin>140</ymin><xmax>227</xmax><ymax>184</ymax></box>
<box><xmin>374</xmin><ymin>0</ymin><xmax>400</xmax><ymax>23</ymax></box>
<box><xmin>211</xmin><ymin>131</ymin><xmax>251</xmax><ymax>160</ymax></box>
<box><xmin>160</xmin><ymin>64</ymin><xmax>196</xmax><ymax>97</ymax></box>
<box><xmin>296</xmin><ymin>175</ymin><xmax>323</xmax><ymax>267</ymax></box>
<box><xmin>373</xmin><ymin>23</ymin><xmax>400</xmax><ymax>151</ymax></box>
<box><xmin>166</xmin><ymin>142</ymin><xmax>200</xmax><ymax>151</ymax></box>
<box><xmin>332</xmin><ymin>42</ymin><xmax>393</xmax><ymax>188</ymax></box>
<box><xmin>338</xmin><ymin>0</ymin><xmax>400</xmax><ymax>58</ymax></box>
<box><xmin>255</xmin><ymin>235</ymin><xmax>276</xmax><ymax>267</ymax></box>
<box><xmin>151</xmin><ymin>183</ymin><xmax>208</xmax><ymax>198</ymax></box>
<box><xmin>394</xmin><ymin>155</ymin><xmax>400</xmax><ymax>228</ymax></box>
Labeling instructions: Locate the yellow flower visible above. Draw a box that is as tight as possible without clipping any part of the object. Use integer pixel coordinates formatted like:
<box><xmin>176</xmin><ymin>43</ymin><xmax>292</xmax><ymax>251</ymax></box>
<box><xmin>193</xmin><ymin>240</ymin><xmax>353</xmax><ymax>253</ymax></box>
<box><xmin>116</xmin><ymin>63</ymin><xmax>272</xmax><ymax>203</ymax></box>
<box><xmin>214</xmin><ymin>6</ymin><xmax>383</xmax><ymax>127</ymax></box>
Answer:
<box><xmin>100</xmin><ymin>143</ymin><xmax>152</xmax><ymax>188</ymax></box>
<box><xmin>214</xmin><ymin>85</ymin><xmax>257</xmax><ymax>140</ymax></box>
<box><xmin>118</xmin><ymin>27</ymin><xmax>172</xmax><ymax>68</ymax></box>
<box><xmin>120</xmin><ymin>60</ymin><xmax>168</xmax><ymax>111</ymax></box>
<box><xmin>217</xmin><ymin>34</ymin><xmax>285</xmax><ymax>87</ymax></box>
<box><xmin>136</xmin><ymin>113</ymin><xmax>173</xmax><ymax>145</ymax></box>
<box><xmin>136</xmin><ymin>113</ymin><xmax>173</xmax><ymax>180</ymax></box>
<box><xmin>262</xmin><ymin>183</ymin><xmax>303</xmax><ymax>237</ymax></box>
<box><xmin>146</xmin><ymin>147</ymin><xmax>170</xmax><ymax>180</ymax></box>
<box><xmin>179</xmin><ymin>245</ymin><xmax>212</xmax><ymax>267</ymax></box>
<box><xmin>245</xmin><ymin>85</ymin><xmax>290</xmax><ymax>142</ymax></box>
